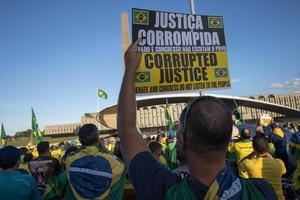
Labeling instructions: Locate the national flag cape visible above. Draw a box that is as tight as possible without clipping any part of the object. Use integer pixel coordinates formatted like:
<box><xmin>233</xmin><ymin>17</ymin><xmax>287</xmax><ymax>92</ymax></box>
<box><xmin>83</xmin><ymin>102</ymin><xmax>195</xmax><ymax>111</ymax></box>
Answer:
<box><xmin>98</xmin><ymin>89</ymin><xmax>108</xmax><ymax>99</ymax></box>
<box><xmin>233</xmin><ymin>100</ymin><xmax>244</xmax><ymax>125</ymax></box>
<box><xmin>31</xmin><ymin>108</ymin><xmax>44</xmax><ymax>142</ymax></box>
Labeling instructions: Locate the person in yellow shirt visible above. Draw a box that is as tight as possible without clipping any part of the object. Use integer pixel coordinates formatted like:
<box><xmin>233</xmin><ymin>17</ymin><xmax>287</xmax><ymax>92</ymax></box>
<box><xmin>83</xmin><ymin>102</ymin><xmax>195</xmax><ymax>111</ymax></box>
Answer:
<box><xmin>227</xmin><ymin>128</ymin><xmax>253</xmax><ymax>178</ymax></box>
<box><xmin>156</xmin><ymin>132</ymin><xmax>167</xmax><ymax>152</ymax></box>
<box><xmin>105</xmin><ymin>137</ymin><xmax>116</xmax><ymax>152</ymax></box>
<box><xmin>240</xmin><ymin>135</ymin><xmax>286</xmax><ymax>200</ymax></box>
<box><xmin>51</xmin><ymin>146</ymin><xmax>63</xmax><ymax>161</ymax></box>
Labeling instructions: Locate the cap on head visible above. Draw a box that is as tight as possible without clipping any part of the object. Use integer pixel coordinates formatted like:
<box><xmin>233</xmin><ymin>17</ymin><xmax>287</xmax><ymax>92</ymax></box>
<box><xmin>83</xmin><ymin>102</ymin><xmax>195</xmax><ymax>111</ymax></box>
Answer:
<box><xmin>0</xmin><ymin>146</ymin><xmax>21</xmax><ymax>169</ymax></box>
<box><xmin>271</xmin><ymin>123</ymin><xmax>279</xmax><ymax>129</ymax></box>
<box><xmin>0</xmin><ymin>146</ymin><xmax>21</xmax><ymax>160</ymax></box>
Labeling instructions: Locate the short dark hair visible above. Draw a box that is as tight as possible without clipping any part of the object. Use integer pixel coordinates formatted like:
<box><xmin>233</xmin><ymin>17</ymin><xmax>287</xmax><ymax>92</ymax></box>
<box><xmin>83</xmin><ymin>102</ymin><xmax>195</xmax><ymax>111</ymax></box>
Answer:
<box><xmin>253</xmin><ymin>135</ymin><xmax>269</xmax><ymax>154</ymax></box>
<box><xmin>37</xmin><ymin>141</ymin><xmax>50</xmax><ymax>155</ymax></box>
<box><xmin>182</xmin><ymin>96</ymin><xmax>232</xmax><ymax>153</ymax></box>
<box><xmin>19</xmin><ymin>147</ymin><xmax>28</xmax><ymax>155</ymax></box>
<box><xmin>148</xmin><ymin>141</ymin><xmax>162</xmax><ymax>154</ymax></box>
<box><xmin>64</xmin><ymin>146</ymin><xmax>78</xmax><ymax>156</ymax></box>
<box><xmin>241</xmin><ymin>128</ymin><xmax>251</xmax><ymax>139</ymax></box>
<box><xmin>23</xmin><ymin>153</ymin><xmax>33</xmax><ymax>162</ymax></box>
<box><xmin>79</xmin><ymin>124</ymin><xmax>99</xmax><ymax>146</ymax></box>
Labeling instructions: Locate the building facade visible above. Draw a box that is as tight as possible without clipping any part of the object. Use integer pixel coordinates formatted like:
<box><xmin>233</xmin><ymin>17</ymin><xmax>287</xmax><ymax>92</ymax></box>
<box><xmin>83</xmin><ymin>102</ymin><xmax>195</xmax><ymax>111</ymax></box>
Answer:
<box><xmin>240</xmin><ymin>93</ymin><xmax>300</xmax><ymax>120</ymax></box>
<box><xmin>44</xmin><ymin>93</ymin><xmax>300</xmax><ymax>136</ymax></box>
<box><xmin>44</xmin><ymin>113</ymin><xmax>110</xmax><ymax>136</ymax></box>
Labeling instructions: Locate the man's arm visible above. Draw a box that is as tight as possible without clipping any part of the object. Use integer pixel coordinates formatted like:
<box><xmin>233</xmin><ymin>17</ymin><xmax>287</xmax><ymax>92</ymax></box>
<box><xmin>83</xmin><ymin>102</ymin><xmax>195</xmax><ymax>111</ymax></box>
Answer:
<box><xmin>117</xmin><ymin>40</ymin><xmax>148</xmax><ymax>166</ymax></box>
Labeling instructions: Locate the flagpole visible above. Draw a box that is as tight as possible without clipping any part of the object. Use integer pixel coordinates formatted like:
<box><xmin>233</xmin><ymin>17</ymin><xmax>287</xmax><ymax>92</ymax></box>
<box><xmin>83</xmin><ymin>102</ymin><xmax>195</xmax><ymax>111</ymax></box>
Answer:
<box><xmin>189</xmin><ymin>0</ymin><xmax>196</xmax><ymax>14</ymax></box>
<box><xmin>189</xmin><ymin>0</ymin><xmax>203</xmax><ymax>96</ymax></box>
<box><xmin>97</xmin><ymin>89</ymin><xmax>101</xmax><ymax>113</ymax></box>
<box><xmin>30</xmin><ymin>107</ymin><xmax>33</xmax><ymax>145</ymax></box>
<box><xmin>29</xmin><ymin>107</ymin><xmax>33</xmax><ymax>145</ymax></box>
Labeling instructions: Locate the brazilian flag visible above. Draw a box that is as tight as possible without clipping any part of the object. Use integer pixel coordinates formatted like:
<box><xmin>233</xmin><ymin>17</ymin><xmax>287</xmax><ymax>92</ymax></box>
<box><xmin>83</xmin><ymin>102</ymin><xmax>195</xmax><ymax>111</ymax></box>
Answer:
<box><xmin>98</xmin><ymin>89</ymin><xmax>108</xmax><ymax>99</ymax></box>
<box><xmin>31</xmin><ymin>108</ymin><xmax>44</xmax><ymax>142</ymax></box>
<box><xmin>233</xmin><ymin>100</ymin><xmax>244</xmax><ymax>125</ymax></box>
<box><xmin>214</xmin><ymin>68</ymin><xmax>228</xmax><ymax>78</ymax></box>
<box><xmin>165</xmin><ymin>99</ymin><xmax>174</xmax><ymax>132</ymax></box>
<box><xmin>135</xmin><ymin>71</ymin><xmax>150</xmax><ymax>83</ymax></box>
<box><xmin>208</xmin><ymin>16</ymin><xmax>223</xmax><ymax>28</ymax></box>
<box><xmin>1</xmin><ymin>122</ymin><xmax>7</xmax><ymax>147</ymax></box>
<box><xmin>133</xmin><ymin>9</ymin><xmax>149</xmax><ymax>25</ymax></box>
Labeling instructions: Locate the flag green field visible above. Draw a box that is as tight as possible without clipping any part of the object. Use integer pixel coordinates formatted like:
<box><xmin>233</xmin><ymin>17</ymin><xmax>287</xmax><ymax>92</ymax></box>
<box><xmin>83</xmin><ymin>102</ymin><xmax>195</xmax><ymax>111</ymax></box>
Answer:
<box><xmin>98</xmin><ymin>89</ymin><xmax>108</xmax><ymax>99</ymax></box>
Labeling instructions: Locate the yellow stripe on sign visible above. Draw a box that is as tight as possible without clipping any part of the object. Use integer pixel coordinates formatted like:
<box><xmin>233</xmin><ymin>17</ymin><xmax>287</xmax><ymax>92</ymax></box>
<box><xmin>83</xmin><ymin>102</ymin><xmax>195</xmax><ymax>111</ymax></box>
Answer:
<box><xmin>135</xmin><ymin>51</ymin><xmax>230</xmax><ymax>94</ymax></box>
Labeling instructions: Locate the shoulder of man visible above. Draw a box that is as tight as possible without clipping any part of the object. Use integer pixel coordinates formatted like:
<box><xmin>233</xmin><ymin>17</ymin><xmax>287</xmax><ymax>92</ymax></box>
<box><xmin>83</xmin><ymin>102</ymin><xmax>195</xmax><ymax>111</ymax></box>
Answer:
<box><xmin>65</xmin><ymin>146</ymin><xmax>125</xmax><ymax>200</ymax></box>
<box><xmin>274</xmin><ymin>158</ymin><xmax>287</xmax><ymax>172</ymax></box>
<box><xmin>129</xmin><ymin>151</ymin><xmax>179</xmax><ymax>200</ymax></box>
<box><xmin>239</xmin><ymin>158</ymin><xmax>254</xmax><ymax>172</ymax></box>
<box><xmin>237</xmin><ymin>140</ymin><xmax>252</xmax><ymax>146</ymax></box>
<box><xmin>16</xmin><ymin>171</ymin><xmax>38</xmax><ymax>186</ymax></box>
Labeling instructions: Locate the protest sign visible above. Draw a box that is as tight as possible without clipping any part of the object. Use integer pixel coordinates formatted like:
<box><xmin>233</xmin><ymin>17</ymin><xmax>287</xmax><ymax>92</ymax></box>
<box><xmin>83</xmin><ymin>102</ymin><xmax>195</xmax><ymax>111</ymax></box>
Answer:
<box><xmin>260</xmin><ymin>114</ymin><xmax>273</xmax><ymax>126</ymax></box>
<box><xmin>132</xmin><ymin>8</ymin><xmax>231</xmax><ymax>94</ymax></box>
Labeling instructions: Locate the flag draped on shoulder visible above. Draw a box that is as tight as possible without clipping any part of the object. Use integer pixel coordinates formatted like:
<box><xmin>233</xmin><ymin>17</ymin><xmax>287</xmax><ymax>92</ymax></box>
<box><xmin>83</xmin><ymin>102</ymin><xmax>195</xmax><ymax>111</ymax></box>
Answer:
<box><xmin>233</xmin><ymin>100</ymin><xmax>244</xmax><ymax>125</ymax></box>
<box><xmin>31</xmin><ymin>107</ymin><xmax>44</xmax><ymax>142</ymax></box>
<box><xmin>1</xmin><ymin>123</ymin><xmax>7</xmax><ymax>147</ymax></box>
<box><xmin>98</xmin><ymin>89</ymin><xmax>108</xmax><ymax>99</ymax></box>
<box><xmin>165</xmin><ymin>99</ymin><xmax>174</xmax><ymax>132</ymax></box>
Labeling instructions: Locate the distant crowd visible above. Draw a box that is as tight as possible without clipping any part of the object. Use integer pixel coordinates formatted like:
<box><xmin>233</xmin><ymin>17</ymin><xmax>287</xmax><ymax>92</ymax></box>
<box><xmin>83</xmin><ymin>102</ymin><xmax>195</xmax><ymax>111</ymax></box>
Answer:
<box><xmin>1</xmin><ymin>121</ymin><xmax>300</xmax><ymax>200</ymax></box>
<box><xmin>1</xmin><ymin>41</ymin><xmax>300</xmax><ymax>200</ymax></box>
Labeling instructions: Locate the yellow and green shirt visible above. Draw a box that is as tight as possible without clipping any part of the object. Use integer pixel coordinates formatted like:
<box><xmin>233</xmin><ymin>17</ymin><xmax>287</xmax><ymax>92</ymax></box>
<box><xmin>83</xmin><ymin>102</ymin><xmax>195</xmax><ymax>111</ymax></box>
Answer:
<box><xmin>240</xmin><ymin>156</ymin><xmax>286</xmax><ymax>200</ymax></box>
<box><xmin>227</xmin><ymin>140</ymin><xmax>253</xmax><ymax>178</ymax></box>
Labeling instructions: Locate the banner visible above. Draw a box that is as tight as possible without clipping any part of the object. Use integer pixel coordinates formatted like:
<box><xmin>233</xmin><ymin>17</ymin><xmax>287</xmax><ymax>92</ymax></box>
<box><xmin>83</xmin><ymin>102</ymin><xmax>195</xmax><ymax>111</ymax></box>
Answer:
<box><xmin>132</xmin><ymin>8</ymin><xmax>231</xmax><ymax>94</ymax></box>
<box><xmin>260</xmin><ymin>114</ymin><xmax>273</xmax><ymax>126</ymax></box>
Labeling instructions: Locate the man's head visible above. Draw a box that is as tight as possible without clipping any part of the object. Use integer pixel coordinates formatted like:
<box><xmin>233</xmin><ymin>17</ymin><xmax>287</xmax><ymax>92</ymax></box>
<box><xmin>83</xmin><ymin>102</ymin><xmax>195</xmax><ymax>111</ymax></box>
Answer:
<box><xmin>108</xmin><ymin>137</ymin><xmax>116</xmax><ymax>144</ymax></box>
<box><xmin>156</xmin><ymin>134</ymin><xmax>162</xmax><ymax>142</ymax></box>
<box><xmin>252</xmin><ymin>135</ymin><xmax>269</xmax><ymax>154</ymax></box>
<box><xmin>19</xmin><ymin>147</ymin><xmax>28</xmax><ymax>155</ymax></box>
<box><xmin>0</xmin><ymin>146</ymin><xmax>21</xmax><ymax>170</ymax></box>
<box><xmin>148</xmin><ymin>141</ymin><xmax>162</xmax><ymax>160</ymax></box>
<box><xmin>270</xmin><ymin>123</ymin><xmax>279</xmax><ymax>130</ymax></box>
<box><xmin>176</xmin><ymin>96</ymin><xmax>232</xmax><ymax>158</ymax></box>
<box><xmin>240</xmin><ymin>128</ymin><xmax>251</xmax><ymax>140</ymax></box>
<box><xmin>255</xmin><ymin>126</ymin><xmax>264</xmax><ymax>133</ymax></box>
<box><xmin>23</xmin><ymin>153</ymin><xmax>33</xmax><ymax>163</ymax></box>
<box><xmin>37</xmin><ymin>141</ymin><xmax>50</xmax><ymax>156</ymax></box>
<box><xmin>78</xmin><ymin>124</ymin><xmax>99</xmax><ymax>146</ymax></box>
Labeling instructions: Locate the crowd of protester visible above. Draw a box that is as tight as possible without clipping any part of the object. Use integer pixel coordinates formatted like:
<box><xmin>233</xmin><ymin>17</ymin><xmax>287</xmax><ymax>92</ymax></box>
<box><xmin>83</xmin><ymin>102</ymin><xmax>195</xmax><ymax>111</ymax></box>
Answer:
<box><xmin>1</xmin><ymin>41</ymin><xmax>300</xmax><ymax>199</ymax></box>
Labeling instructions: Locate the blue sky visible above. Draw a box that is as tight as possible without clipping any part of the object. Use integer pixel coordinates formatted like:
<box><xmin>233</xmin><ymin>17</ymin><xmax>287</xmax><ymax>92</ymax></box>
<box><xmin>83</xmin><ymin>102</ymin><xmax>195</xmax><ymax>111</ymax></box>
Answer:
<box><xmin>0</xmin><ymin>0</ymin><xmax>299</xmax><ymax>134</ymax></box>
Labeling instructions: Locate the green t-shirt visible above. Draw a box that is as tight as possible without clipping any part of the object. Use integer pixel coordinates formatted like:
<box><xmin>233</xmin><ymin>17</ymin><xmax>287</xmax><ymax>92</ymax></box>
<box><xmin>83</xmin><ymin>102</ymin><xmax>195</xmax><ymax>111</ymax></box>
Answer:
<box><xmin>0</xmin><ymin>170</ymin><xmax>40</xmax><ymax>200</ymax></box>
<box><xmin>57</xmin><ymin>171</ymin><xmax>75</xmax><ymax>199</ymax></box>
<box><xmin>164</xmin><ymin>142</ymin><xmax>179</xmax><ymax>170</ymax></box>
